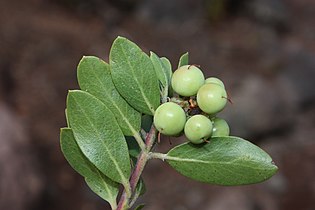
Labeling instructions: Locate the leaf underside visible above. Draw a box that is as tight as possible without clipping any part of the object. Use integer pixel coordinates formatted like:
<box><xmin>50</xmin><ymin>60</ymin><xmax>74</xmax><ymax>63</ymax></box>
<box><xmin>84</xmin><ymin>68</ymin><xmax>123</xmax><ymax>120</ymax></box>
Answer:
<box><xmin>160</xmin><ymin>57</ymin><xmax>172</xmax><ymax>84</ymax></box>
<box><xmin>178</xmin><ymin>52</ymin><xmax>189</xmax><ymax>68</ymax></box>
<box><xmin>150</xmin><ymin>51</ymin><xmax>169</xmax><ymax>88</ymax></box>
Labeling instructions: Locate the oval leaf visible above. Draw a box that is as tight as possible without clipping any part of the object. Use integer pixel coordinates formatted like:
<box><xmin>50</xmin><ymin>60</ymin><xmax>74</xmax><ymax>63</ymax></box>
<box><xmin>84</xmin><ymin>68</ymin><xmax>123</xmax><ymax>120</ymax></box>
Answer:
<box><xmin>77</xmin><ymin>56</ymin><xmax>141</xmax><ymax>136</ymax></box>
<box><xmin>60</xmin><ymin>128</ymin><xmax>119</xmax><ymax>207</ymax></box>
<box><xmin>166</xmin><ymin>136</ymin><xmax>278</xmax><ymax>186</ymax></box>
<box><xmin>178</xmin><ymin>52</ymin><xmax>189</xmax><ymax>68</ymax></box>
<box><xmin>110</xmin><ymin>36</ymin><xmax>160</xmax><ymax>115</ymax></box>
<box><xmin>66</xmin><ymin>90</ymin><xmax>131</xmax><ymax>185</ymax></box>
<box><xmin>60</xmin><ymin>128</ymin><xmax>98</xmax><ymax>178</ymax></box>
<box><xmin>150</xmin><ymin>51</ymin><xmax>168</xmax><ymax>88</ymax></box>
<box><xmin>160</xmin><ymin>57</ymin><xmax>174</xmax><ymax>97</ymax></box>
<box><xmin>160</xmin><ymin>57</ymin><xmax>172</xmax><ymax>85</ymax></box>
<box><xmin>85</xmin><ymin>173</ymin><xmax>119</xmax><ymax>210</ymax></box>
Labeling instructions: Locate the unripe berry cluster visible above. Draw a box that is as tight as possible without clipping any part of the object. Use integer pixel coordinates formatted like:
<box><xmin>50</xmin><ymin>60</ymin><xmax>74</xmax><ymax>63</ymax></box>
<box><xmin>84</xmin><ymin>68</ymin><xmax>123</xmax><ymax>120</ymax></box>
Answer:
<box><xmin>154</xmin><ymin>65</ymin><xmax>230</xmax><ymax>144</ymax></box>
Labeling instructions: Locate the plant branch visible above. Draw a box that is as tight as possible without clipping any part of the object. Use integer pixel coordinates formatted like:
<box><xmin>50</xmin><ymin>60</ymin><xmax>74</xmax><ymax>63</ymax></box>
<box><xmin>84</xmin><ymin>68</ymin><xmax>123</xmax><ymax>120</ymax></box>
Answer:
<box><xmin>116</xmin><ymin>125</ymin><xmax>157</xmax><ymax>210</ymax></box>
<box><xmin>145</xmin><ymin>126</ymin><xmax>157</xmax><ymax>152</ymax></box>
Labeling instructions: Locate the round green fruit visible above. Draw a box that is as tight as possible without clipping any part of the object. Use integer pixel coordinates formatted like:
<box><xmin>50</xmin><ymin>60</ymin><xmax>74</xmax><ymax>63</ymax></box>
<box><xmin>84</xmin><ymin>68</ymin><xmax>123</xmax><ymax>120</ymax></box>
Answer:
<box><xmin>212</xmin><ymin>117</ymin><xmax>230</xmax><ymax>137</ymax></box>
<box><xmin>171</xmin><ymin>65</ymin><xmax>205</xmax><ymax>97</ymax></box>
<box><xmin>184</xmin><ymin>115</ymin><xmax>213</xmax><ymax>144</ymax></box>
<box><xmin>153</xmin><ymin>102</ymin><xmax>186</xmax><ymax>136</ymax></box>
<box><xmin>205</xmin><ymin>77</ymin><xmax>225</xmax><ymax>88</ymax></box>
<box><xmin>197</xmin><ymin>83</ymin><xmax>227</xmax><ymax>114</ymax></box>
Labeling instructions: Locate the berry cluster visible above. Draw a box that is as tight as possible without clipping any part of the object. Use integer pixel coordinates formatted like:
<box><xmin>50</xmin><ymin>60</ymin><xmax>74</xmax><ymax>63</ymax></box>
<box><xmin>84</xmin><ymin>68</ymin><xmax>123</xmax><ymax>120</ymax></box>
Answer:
<box><xmin>154</xmin><ymin>65</ymin><xmax>230</xmax><ymax>144</ymax></box>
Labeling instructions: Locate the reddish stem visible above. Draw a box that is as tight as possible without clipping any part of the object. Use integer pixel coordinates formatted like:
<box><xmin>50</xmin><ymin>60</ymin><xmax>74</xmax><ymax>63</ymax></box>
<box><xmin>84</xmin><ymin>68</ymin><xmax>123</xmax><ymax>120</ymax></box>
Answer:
<box><xmin>116</xmin><ymin>126</ymin><xmax>157</xmax><ymax>210</ymax></box>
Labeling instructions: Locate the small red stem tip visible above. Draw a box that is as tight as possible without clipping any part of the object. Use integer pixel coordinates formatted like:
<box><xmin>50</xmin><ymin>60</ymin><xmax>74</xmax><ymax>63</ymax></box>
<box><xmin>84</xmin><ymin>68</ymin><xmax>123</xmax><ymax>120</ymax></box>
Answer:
<box><xmin>222</xmin><ymin>94</ymin><xmax>233</xmax><ymax>104</ymax></box>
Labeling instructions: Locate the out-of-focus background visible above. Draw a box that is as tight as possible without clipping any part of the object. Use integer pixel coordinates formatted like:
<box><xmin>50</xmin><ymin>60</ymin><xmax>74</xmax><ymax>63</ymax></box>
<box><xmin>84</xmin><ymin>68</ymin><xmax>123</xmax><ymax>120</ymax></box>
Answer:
<box><xmin>1</xmin><ymin>0</ymin><xmax>315</xmax><ymax>209</ymax></box>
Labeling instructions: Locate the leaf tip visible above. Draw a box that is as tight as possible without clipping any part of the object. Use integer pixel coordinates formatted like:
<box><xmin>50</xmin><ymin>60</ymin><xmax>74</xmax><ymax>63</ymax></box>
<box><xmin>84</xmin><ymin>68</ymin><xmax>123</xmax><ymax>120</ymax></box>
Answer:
<box><xmin>261</xmin><ymin>160</ymin><xmax>278</xmax><ymax>182</ymax></box>
<box><xmin>66</xmin><ymin>90</ymin><xmax>83</xmax><ymax>104</ymax></box>
<box><xmin>67</xmin><ymin>90</ymin><xmax>76</xmax><ymax>96</ymax></box>
<box><xmin>114</xmin><ymin>36</ymin><xmax>127</xmax><ymax>44</ymax></box>
<box><xmin>60</xmin><ymin>127</ymin><xmax>66</xmax><ymax>133</ymax></box>
<box><xmin>116</xmin><ymin>35</ymin><xmax>125</xmax><ymax>39</ymax></box>
<box><xmin>270</xmin><ymin>161</ymin><xmax>279</xmax><ymax>174</ymax></box>
<box><xmin>150</xmin><ymin>51</ymin><xmax>157</xmax><ymax>57</ymax></box>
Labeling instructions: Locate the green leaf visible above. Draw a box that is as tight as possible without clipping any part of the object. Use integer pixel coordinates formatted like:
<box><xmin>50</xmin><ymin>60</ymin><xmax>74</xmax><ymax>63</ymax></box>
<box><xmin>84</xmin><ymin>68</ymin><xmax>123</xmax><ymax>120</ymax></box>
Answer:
<box><xmin>77</xmin><ymin>56</ymin><xmax>141</xmax><ymax>136</ymax></box>
<box><xmin>65</xmin><ymin>109</ymin><xmax>70</xmax><ymax>127</ymax></box>
<box><xmin>126</xmin><ymin>115</ymin><xmax>153</xmax><ymax>160</ymax></box>
<box><xmin>150</xmin><ymin>52</ymin><xmax>168</xmax><ymax>88</ymax></box>
<box><xmin>141</xmin><ymin>114</ymin><xmax>153</xmax><ymax>133</ymax></box>
<box><xmin>110</xmin><ymin>36</ymin><xmax>160</xmax><ymax>115</ymax></box>
<box><xmin>60</xmin><ymin>128</ymin><xmax>119</xmax><ymax>208</ymax></box>
<box><xmin>85</xmin><ymin>174</ymin><xmax>119</xmax><ymax>210</ymax></box>
<box><xmin>60</xmin><ymin>128</ymin><xmax>98</xmax><ymax>178</ymax></box>
<box><xmin>136</xmin><ymin>178</ymin><xmax>146</xmax><ymax>196</ymax></box>
<box><xmin>160</xmin><ymin>57</ymin><xmax>174</xmax><ymax>97</ymax></box>
<box><xmin>166</xmin><ymin>136</ymin><xmax>278</xmax><ymax>186</ymax></box>
<box><xmin>66</xmin><ymin>90</ymin><xmax>131</xmax><ymax>185</ymax></box>
<box><xmin>134</xmin><ymin>204</ymin><xmax>145</xmax><ymax>210</ymax></box>
<box><xmin>160</xmin><ymin>57</ymin><xmax>172</xmax><ymax>85</ymax></box>
<box><xmin>129</xmin><ymin>178</ymin><xmax>146</xmax><ymax>209</ymax></box>
<box><xmin>126</xmin><ymin>136</ymin><xmax>141</xmax><ymax>158</ymax></box>
<box><xmin>178</xmin><ymin>52</ymin><xmax>189</xmax><ymax>68</ymax></box>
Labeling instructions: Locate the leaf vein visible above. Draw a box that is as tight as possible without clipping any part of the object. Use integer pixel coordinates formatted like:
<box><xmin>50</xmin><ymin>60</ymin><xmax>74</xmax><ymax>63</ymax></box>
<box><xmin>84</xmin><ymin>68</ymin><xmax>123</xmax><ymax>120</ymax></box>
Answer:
<box><xmin>72</xmin><ymin>95</ymin><xmax>129</xmax><ymax>184</ymax></box>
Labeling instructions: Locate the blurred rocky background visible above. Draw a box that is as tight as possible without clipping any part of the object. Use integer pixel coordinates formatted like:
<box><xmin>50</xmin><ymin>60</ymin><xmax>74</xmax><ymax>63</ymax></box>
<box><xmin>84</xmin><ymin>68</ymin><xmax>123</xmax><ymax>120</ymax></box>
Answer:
<box><xmin>0</xmin><ymin>0</ymin><xmax>315</xmax><ymax>209</ymax></box>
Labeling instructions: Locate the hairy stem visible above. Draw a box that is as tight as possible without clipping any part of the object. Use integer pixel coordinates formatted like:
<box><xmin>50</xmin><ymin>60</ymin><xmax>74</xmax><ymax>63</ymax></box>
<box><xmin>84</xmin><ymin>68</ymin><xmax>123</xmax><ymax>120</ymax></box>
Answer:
<box><xmin>148</xmin><ymin>152</ymin><xmax>167</xmax><ymax>160</ymax></box>
<box><xmin>116</xmin><ymin>126</ymin><xmax>157</xmax><ymax>210</ymax></box>
<box><xmin>145</xmin><ymin>126</ymin><xmax>157</xmax><ymax>152</ymax></box>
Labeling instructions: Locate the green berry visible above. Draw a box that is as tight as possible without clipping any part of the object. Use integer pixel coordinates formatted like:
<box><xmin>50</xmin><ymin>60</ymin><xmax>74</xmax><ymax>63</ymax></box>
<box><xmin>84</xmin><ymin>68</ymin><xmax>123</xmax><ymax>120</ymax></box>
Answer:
<box><xmin>197</xmin><ymin>83</ymin><xmax>227</xmax><ymax>114</ymax></box>
<box><xmin>184</xmin><ymin>115</ymin><xmax>212</xmax><ymax>144</ymax></box>
<box><xmin>205</xmin><ymin>77</ymin><xmax>225</xmax><ymax>88</ymax></box>
<box><xmin>171</xmin><ymin>65</ymin><xmax>205</xmax><ymax>96</ymax></box>
<box><xmin>212</xmin><ymin>117</ymin><xmax>230</xmax><ymax>137</ymax></box>
<box><xmin>153</xmin><ymin>102</ymin><xmax>186</xmax><ymax>136</ymax></box>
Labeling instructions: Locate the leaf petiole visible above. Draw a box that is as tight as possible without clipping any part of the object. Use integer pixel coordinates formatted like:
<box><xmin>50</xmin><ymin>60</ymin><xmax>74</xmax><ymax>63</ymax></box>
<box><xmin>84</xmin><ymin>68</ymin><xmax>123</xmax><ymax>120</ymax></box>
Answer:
<box><xmin>148</xmin><ymin>152</ymin><xmax>167</xmax><ymax>161</ymax></box>
<box><xmin>132</xmin><ymin>131</ymin><xmax>146</xmax><ymax>151</ymax></box>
